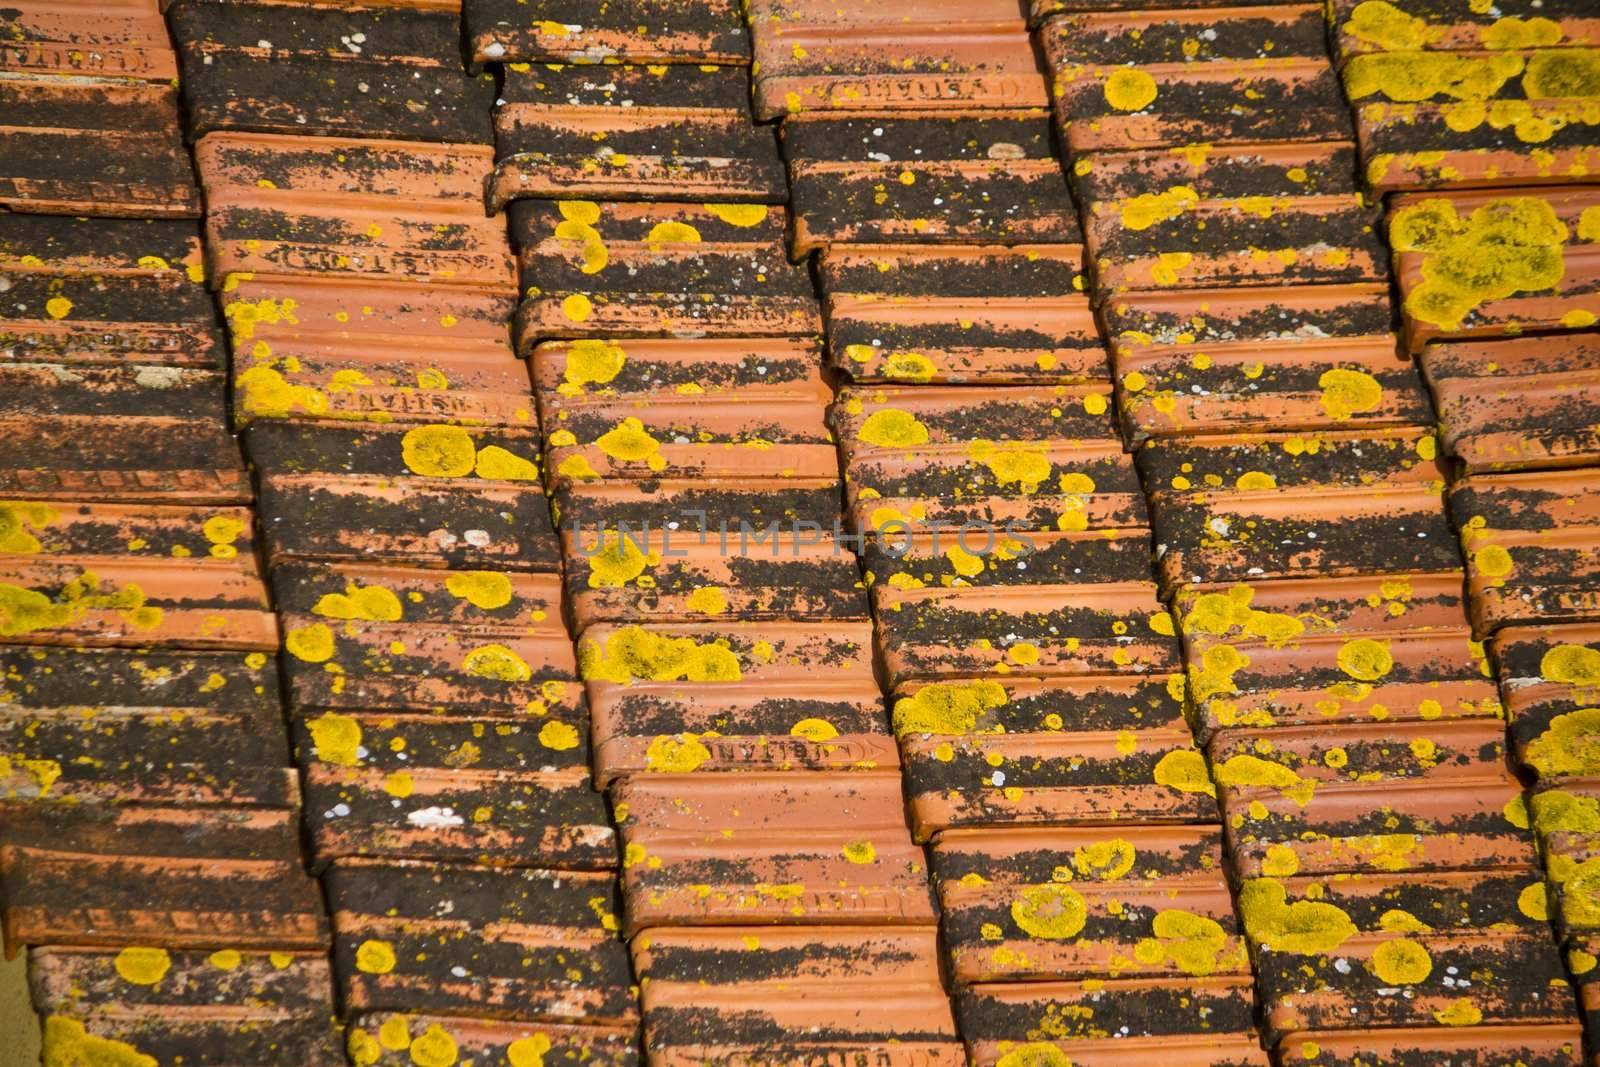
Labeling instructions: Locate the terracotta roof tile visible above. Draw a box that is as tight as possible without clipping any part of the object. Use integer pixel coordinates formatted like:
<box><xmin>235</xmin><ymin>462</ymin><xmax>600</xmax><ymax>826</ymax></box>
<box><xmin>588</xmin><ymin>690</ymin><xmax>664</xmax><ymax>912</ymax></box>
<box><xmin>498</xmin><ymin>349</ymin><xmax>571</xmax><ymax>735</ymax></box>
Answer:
<box><xmin>1327</xmin><ymin>0</ymin><xmax>1600</xmax><ymax>64</ymax></box>
<box><xmin>579</xmin><ymin>620</ymin><xmax>885</xmax><ymax>783</ymax></box>
<box><xmin>0</xmin><ymin>804</ymin><xmax>327</xmax><ymax>950</ymax></box>
<box><xmin>1496</xmin><ymin>623</ymin><xmax>1600</xmax><ymax>781</ymax></box>
<box><xmin>1042</xmin><ymin>7</ymin><xmax>1352</xmax><ymax>153</ymax></box>
<box><xmin>1390</xmin><ymin>186</ymin><xmax>1600</xmax><ymax>352</ymax></box>
<box><xmin>464</xmin><ymin>0</ymin><xmax>750</xmax><ymax>65</ymax></box>
<box><xmin>169</xmin><ymin>0</ymin><xmax>496</xmax><ymax>143</ymax></box>
<box><xmin>325</xmin><ymin>859</ymin><xmax>636</xmax><ymax>1025</ymax></box>
<box><xmin>613</xmin><ymin>771</ymin><xmax>936</xmax><ymax>932</ymax></box>
<box><xmin>1274</xmin><ymin>1027</ymin><xmax>1584</xmax><ymax>1067</ymax></box>
<box><xmin>552</xmin><ymin>476</ymin><xmax>844</xmax><ymax>534</ymax></box>
<box><xmin>248</xmin><ymin>421</ymin><xmax>557</xmax><ymax>570</ymax></box>
<box><xmin>957</xmin><ymin>977</ymin><xmax>1268</xmax><ymax>1066</ymax></box>
<box><xmin>1174</xmin><ymin>572</ymin><xmax>1500</xmax><ymax>743</ymax></box>
<box><xmin>1139</xmin><ymin>428</ymin><xmax>1457</xmax><ymax>592</ymax></box>
<box><xmin>748</xmin><ymin>0</ymin><xmax>1047</xmax><ymax>120</ymax></box>
<box><xmin>1219</xmin><ymin>720</ymin><xmax>1534</xmax><ymax>878</ymax></box>
<box><xmin>784</xmin><ymin>112</ymin><xmax>1079</xmax><ymax>254</ymax></box>
<box><xmin>1077</xmin><ymin>142</ymin><xmax>1386</xmax><ymax>298</ymax></box>
<box><xmin>0</xmin><ymin>0</ymin><xmax>180</xmax><ymax>81</ymax></box>
<box><xmin>509</xmin><ymin>200</ymin><xmax>821</xmax><ymax>346</ymax></box>
<box><xmin>1031</xmin><ymin>0</ymin><xmax>1282</xmax><ymax>23</ymax></box>
<box><xmin>1423</xmin><ymin>334</ymin><xmax>1600</xmax><ymax>472</ymax></box>
<box><xmin>632</xmin><ymin>926</ymin><xmax>961</xmax><ymax>1061</ymax></box>
<box><xmin>817</xmin><ymin>245</ymin><xmax>1103</xmax><ymax>385</ymax></box>
<box><xmin>194</xmin><ymin>133</ymin><xmax>514</xmax><ymax>291</ymax></box>
<box><xmin>932</xmin><ymin>826</ymin><xmax>1248</xmax><ymax>983</ymax></box>
<box><xmin>1453</xmin><ymin>468</ymin><xmax>1600</xmax><ymax>633</ymax></box>
<box><xmin>346</xmin><ymin>1013</ymin><xmax>639</xmax><ymax>1067</ymax></box>
<box><xmin>0</xmin><ymin>78</ymin><xmax>199</xmax><ymax>217</ymax></box>
<box><xmin>895</xmin><ymin>673</ymin><xmax>1213</xmax><ymax>837</ymax></box>
<box><xmin>28</xmin><ymin>946</ymin><xmax>342</xmax><ymax>1066</ymax></box>
<box><xmin>490</xmin><ymin>63</ymin><xmax>784</xmax><ymax>208</ymax></box>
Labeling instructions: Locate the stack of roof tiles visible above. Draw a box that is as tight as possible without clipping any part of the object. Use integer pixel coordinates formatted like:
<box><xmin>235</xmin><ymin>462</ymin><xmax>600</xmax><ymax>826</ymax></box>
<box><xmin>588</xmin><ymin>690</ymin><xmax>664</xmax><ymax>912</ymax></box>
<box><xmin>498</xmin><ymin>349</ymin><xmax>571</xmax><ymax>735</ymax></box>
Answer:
<box><xmin>0</xmin><ymin>1</ymin><xmax>338</xmax><ymax>1062</ymax></box>
<box><xmin>5</xmin><ymin>2</ymin><xmax>1600</xmax><ymax>1065</ymax></box>
<box><xmin>1324</xmin><ymin>1</ymin><xmax>1600</xmax><ymax>1062</ymax></box>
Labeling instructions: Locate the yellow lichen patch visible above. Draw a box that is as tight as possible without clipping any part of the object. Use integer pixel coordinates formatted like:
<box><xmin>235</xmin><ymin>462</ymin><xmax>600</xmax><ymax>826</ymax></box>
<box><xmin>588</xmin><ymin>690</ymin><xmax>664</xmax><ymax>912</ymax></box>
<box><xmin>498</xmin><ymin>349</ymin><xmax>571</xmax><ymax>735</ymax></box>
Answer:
<box><xmin>791</xmin><ymin>717</ymin><xmax>839</xmax><ymax>742</ymax></box>
<box><xmin>893</xmin><ymin>679</ymin><xmax>1008</xmax><ymax>737</ymax></box>
<box><xmin>558</xmin><ymin>200</ymin><xmax>601</xmax><ymax>225</ymax></box>
<box><xmin>1433</xmin><ymin>998</ymin><xmax>1484</xmax><ymax>1026</ymax></box>
<box><xmin>308</xmin><ymin>712</ymin><xmax>362</xmax><ymax>766</ymax></box>
<box><xmin>1134</xmin><ymin>909</ymin><xmax>1235</xmax><ymax>977</ymax></box>
<box><xmin>585</xmin><ymin>532</ymin><xmax>651</xmax><ymax>589</ymax></box>
<box><xmin>1345</xmin><ymin>0</ymin><xmax>1440</xmax><ymax>51</ymax></box>
<box><xmin>1337</xmin><ymin>638</ymin><xmax>1394</xmax><ymax>681</ymax></box>
<box><xmin>1519</xmin><ymin>881</ymin><xmax>1550</xmax><ymax>921</ymax></box>
<box><xmin>1104</xmin><ymin>68</ymin><xmax>1158</xmax><ymax>111</ymax></box>
<box><xmin>114</xmin><ymin>947</ymin><xmax>171</xmax><ymax>986</ymax></box>
<box><xmin>42</xmin><ymin>1017</ymin><xmax>157</xmax><ymax>1067</ymax></box>
<box><xmin>857</xmin><ymin>408</ymin><xmax>930</xmax><ymax>448</ymax></box>
<box><xmin>704</xmin><ymin>204</ymin><xmax>769</xmax><ymax>227</ymax></box>
<box><xmin>1524</xmin><ymin>707</ymin><xmax>1600</xmax><ymax>777</ymax></box>
<box><xmin>1235</xmin><ymin>471</ymin><xmax>1277</xmax><ymax>491</ymax></box>
<box><xmin>378</xmin><ymin>1017</ymin><xmax>411</xmax><ymax>1050</ymax></box>
<box><xmin>1152</xmin><ymin>749</ymin><xmax>1216</xmax><ymax>795</ymax></box>
<box><xmin>208</xmin><ymin>949</ymin><xmax>242</xmax><ymax>971</ymax></box>
<box><xmin>445</xmin><ymin>571</ymin><xmax>514</xmax><ymax>610</ymax></box>
<box><xmin>1238</xmin><ymin>878</ymin><xmax>1358</xmax><ymax>954</ymax></box>
<box><xmin>1345</xmin><ymin>50</ymin><xmax>1524</xmax><ymax>104</ymax></box>
<box><xmin>401</xmin><ymin>425</ymin><xmax>476</xmax><ymax>478</ymax></box>
<box><xmin>581</xmin><ymin>626</ymin><xmax>742</xmax><ymax>683</ymax></box>
<box><xmin>645</xmin><ymin>733</ymin><xmax>712</xmax><ymax>772</ymax></box>
<box><xmin>562</xmin><ymin>294</ymin><xmax>594</xmax><ymax>322</ymax></box>
<box><xmin>1523</xmin><ymin>49</ymin><xmax>1600</xmax><ymax>100</ymax></box>
<box><xmin>355</xmin><ymin>939</ymin><xmax>396</xmax><ymax>975</ymax></box>
<box><xmin>994</xmin><ymin>1043</ymin><xmax>1073</xmax><ymax>1067</ymax></box>
<box><xmin>1480</xmin><ymin>15</ymin><xmax>1564</xmax><ymax>49</ymax></box>
<box><xmin>1011</xmin><ymin>883</ymin><xmax>1088</xmax><ymax>940</ymax></box>
<box><xmin>507</xmin><ymin>1033</ymin><xmax>553</xmax><ymax>1067</ymax></box>
<box><xmin>1261</xmin><ymin>844</ymin><xmax>1300</xmax><ymax>877</ymax></box>
<box><xmin>1531</xmin><ymin>788</ymin><xmax>1600</xmax><ymax>832</ymax></box>
<box><xmin>409</xmin><ymin>1024</ymin><xmax>458</xmax><ymax>1067</ymax></box>
<box><xmin>382</xmin><ymin>771</ymin><xmax>414</xmax><ymax>798</ymax></box>
<box><xmin>1543</xmin><ymin>644</ymin><xmax>1600</xmax><ymax>687</ymax></box>
<box><xmin>0</xmin><ymin>501</ymin><xmax>58</xmax><ymax>554</ymax></box>
<box><xmin>882</xmin><ymin>351</ymin><xmax>937</xmax><ymax>381</ymax></box>
<box><xmin>647</xmin><ymin>221</ymin><xmax>702</xmax><ymax>246</ymax></box>
<box><xmin>842</xmin><ymin>841</ymin><xmax>877</xmax><ymax>864</ymax></box>
<box><xmin>462</xmin><ymin>644</ymin><xmax>533</xmax><ymax>682</ymax></box>
<box><xmin>685</xmin><ymin>586</ymin><xmax>728</xmax><ymax>615</ymax></box>
<box><xmin>0</xmin><ymin>570</ymin><xmax>162</xmax><ymax>636</ymax></box>
<box><xmin>1389</xmin><ymin>195</ymin><xmax>1570</xmax><ymax>329</ymax></box>
<box><xmin>1214</xmin><ymin>754</ymin><xmax>1316</xmax><ymax>807</ymax></box>
<box><xmin>223</xmin><ymin>295</ymin><xmax>298</xmax><ymax>343</ymax></box>
<box><xmin>1119</xmin><ymin>185</ymin><xmax>1199</xmax><ymax>231</ymax></box>
<box><xmin>561</xmin><ymin>339</ymin><xmax>626</xmax><ymax>392</ymax></box>
<box><xmin>1474</xmin><ymin>543</ymin><xmax>1514</xmax><ymax>577</ymax></box>
<box><xmin>313</xmin><ymin>584</ymin><xmax>403</xmax><ymax>622</ymax></box>
<box><xmin>946</xmin><ymin>543</ymin><xmax>987</xmax><ymax>578</ymax></box>
<box><xmin>1319</xmin><ymin>368</ymin><xmax>1384</xmax><ymax>421</ymax></box>
<box><xmin>1189</xmin><ymin>644</ymin><xmax>1251</xmax><ymax>703</ymax></box>
<box><xmin>538</xmin><ymin>720</ymin><xmax>580</xmax><ymax>751</ymax></box>
<box><xmin>1072</xmin><ymin>838</ymin><xmax>1136</xmax><ymax>881</ymax></box>
<box><xmin>1370</xmin><ymin>938</ymin><xmax>1432</xmax><ymax>984</ymax></box>
<box><xmin>597</xmin><ymin>417</ymin><xmax>666</xmax><ymax>471</ymax></box>
<box><xmin>475</xmin><ymin>445</ymin><xmax>540</xmax><ymax>481</ymax></box>
<box><xmin>1182</xmin><ymin>585</ymin><xmax>1306</xmax><ymax>646</ymax></box>
<box><xmin>1149</xmin><ymin>252</ymin><xmax>1194</xmax><ymax>286</ymax></box>
<box><xmin>233</xmin><ymin>366</ymin><xmax>329</xmax><ymax>419</ymax></box>
<box><xmin>968</xmin><ymin>440</ymin><xmax>1051</xmax><ymax>490</ymax></box>
<box><xmin>284</xmin><ymin>622</ymin><xmax>335</xmax><ymax>663</ymax></box>
<box><xmin>44</xmin><ymin>296</ymin><xmax>73</xmax><ymax>319</ymax></box>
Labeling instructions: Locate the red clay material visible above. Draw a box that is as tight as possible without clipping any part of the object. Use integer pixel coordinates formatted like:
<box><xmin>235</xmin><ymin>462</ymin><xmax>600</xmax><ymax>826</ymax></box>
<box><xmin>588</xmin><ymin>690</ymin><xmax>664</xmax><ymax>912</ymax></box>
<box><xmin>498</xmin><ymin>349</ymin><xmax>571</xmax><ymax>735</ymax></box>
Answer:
<box><xmin>0</xmin><ymin>804</ymin><xmax>327</xmax><ymax>952</ymax></box>
<box><xmin>0</xmin><ymin>501</ymin><xmax>274</xmax><ymax>649</ymax></box>
<box><xmin>747</xmin><ymin>0</ymin><xmax>1047</xmax><ymax>121</ymax></box>
<box><xmin>1042</xmin><ymin>7</ymin><xmax>1353</xmax><ymax>153</ymax></box>
<box><xmin>818</xmin><ymin>245</ymin><xmax>1106</xmax><ymax>385</ymax></box>
<box><xmin>0</xmin><ymin>78</ymin><xmax>199</xmax><ymax>217</ymax></box>
<box><xmin>958</xmin><ymin>977</ymin><xmax>1268</xmax><ymax>1067</ymax></box>
<box><xmin>249</xmin><ymin>421</ymin><xmax>558</xmax><ymax>570</ymax></box>
<box><xmin>895</xmin><ymin>672</ymin><xmax>1214</xmax><ymax>837</ymax></box>
<box><xmin>1390</xmin><ymin>186</ymin><xmax>1600</xmax><ymax>352</ymax></box>
<box><xmin>580</xmin><ymin>620</ymin><xmax>886</xmax><ymax>784</ymax></box>
<box><xmin>464</xmin><ymin>0</ymin><xmax>749</xmax><ymax>65</ymax></box>
<box><xmin>0</xmin><ymin>0</ymin><xmax>179</xmax><ymax>81</ymax></box>
<box><xmin>490</xmin><ymin>63</ymin><xmax>784</xmax><ymax>208</ymax></box>
<box><xmin>612</xmin><ymin>771</ymin><xmax>936</xmax><ymax>933</ymax></box>
<box><xmin>1423</xmin><ymin>333</ymin><xmax>1600</xmax><ymax>472</ymax></box>
<box><xmin>1497</xmin><ymin>622</ymin><xmax>1600</xmax><ymax>781</ymax></box>
<box><xmin>194</xmin><ymin>133</ymin><xmax>513</xmax><ymax>291</ymax></box>
<box><xmin>933</xmin><ymin>826</ymin><xmax>1248</xmax><ymax>984</ymax></box>
<box><xmin>28</xmin><ymin>946</ymin><xmax>341</xmax><ymax>1066</ymax></box>
<box><xmin>785</xmin><ymin>112</ymin><xmax>1080</xmax><ymax>254</ymax></box>
<box><xmin>1453</xmin><ymin>468</ymin><xmax>1600</xmax><ymax>633</ymax></box>
<box><xmin>346</xmin><ymin>1013</ymin><xmax>639</xmax><ymax>1067</ymax></box>
<box><xmin>552</xmin><ymin>476</ymin><xmax>845</xmax><ymax>536</ymax></box>
<box><xmin>1175</xmin><ymin>573</ymin><xmax>1500</xmax><ymax>743</ymax></box>
<box><xmin>1274</xmin><ymin>1025</ymin><xmax>1583</xmax><ymax>1066</ymax></box>
<box><xmin>1139</xmin><ymin>428</ymin><xmax>1457</xmax><ymax>593</ymax></box>
<box><xmin>326</xmin><ymin>859</ymin><xmax>636</xmax><ymax>1026</ymax></box>
<box><xmin>511</xmin><ymin>200</ymin><xmax>821</xmax><ymax>345</ymax></box>
<box><xmin>632</xmin><ymin>926</ymin><xmax>961</xmax><ymax>1066</ymax></box>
